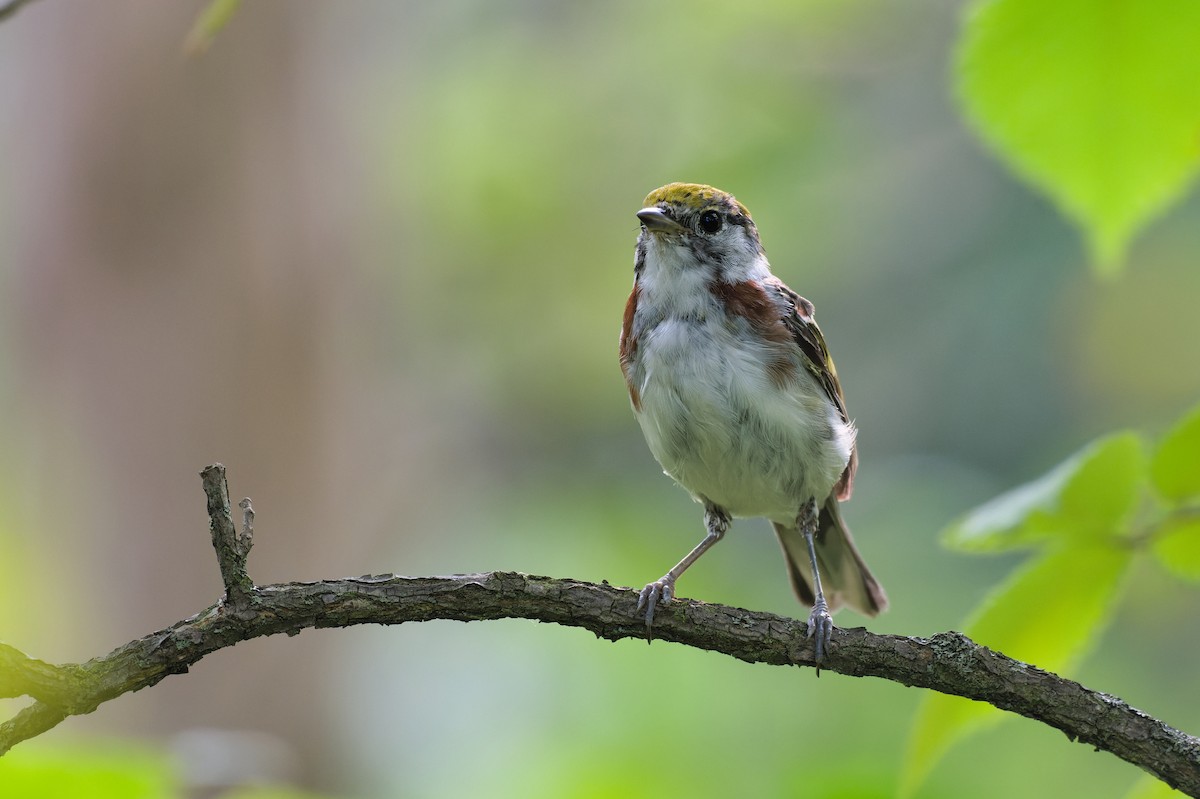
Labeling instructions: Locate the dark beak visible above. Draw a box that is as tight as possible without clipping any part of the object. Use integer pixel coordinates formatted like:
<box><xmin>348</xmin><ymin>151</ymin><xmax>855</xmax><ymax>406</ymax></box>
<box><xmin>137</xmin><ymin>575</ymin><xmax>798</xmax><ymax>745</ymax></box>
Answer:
<box><xmin>637</xmin><ymin>207</ymin><xmax>687</xmax><ymax>234</ymax></box>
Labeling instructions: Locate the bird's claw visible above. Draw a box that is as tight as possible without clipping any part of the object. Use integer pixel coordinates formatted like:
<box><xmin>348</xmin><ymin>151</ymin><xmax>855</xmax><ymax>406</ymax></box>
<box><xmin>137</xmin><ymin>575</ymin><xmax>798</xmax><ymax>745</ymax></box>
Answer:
<box><xmin>807</xmin><ymin>598</ymin><xmax>834</xmax><ymax>664</ymax></box>
<box><xmin>637</xmin><ymin>576</ymin><xmax>675</xmax><ymax>637</ymax></box>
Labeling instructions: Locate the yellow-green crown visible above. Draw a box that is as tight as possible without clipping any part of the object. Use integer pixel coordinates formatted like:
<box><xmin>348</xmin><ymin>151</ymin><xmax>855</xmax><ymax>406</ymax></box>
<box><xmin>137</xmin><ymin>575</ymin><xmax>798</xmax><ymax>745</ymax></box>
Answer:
<box><xmin>642</xmin><ymin>182</ymin><xmax>752</xmax><ymax>219</ymax></box>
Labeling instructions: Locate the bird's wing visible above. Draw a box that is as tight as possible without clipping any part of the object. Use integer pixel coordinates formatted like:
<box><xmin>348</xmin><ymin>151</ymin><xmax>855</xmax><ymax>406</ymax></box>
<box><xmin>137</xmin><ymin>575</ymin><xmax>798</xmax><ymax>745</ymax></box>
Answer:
<box><xmin>763</xmin><ymin>276</ymin><xmax>857</xmax><ymax>500</ymax></box>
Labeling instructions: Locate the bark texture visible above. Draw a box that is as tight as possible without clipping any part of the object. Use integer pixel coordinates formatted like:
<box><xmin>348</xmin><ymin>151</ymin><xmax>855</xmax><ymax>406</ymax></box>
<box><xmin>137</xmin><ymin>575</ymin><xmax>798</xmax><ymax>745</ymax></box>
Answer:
<box><xmin>0</xmin><ymin>466</ymin><xmax>1197</xmax><ymax>797</ymax></box>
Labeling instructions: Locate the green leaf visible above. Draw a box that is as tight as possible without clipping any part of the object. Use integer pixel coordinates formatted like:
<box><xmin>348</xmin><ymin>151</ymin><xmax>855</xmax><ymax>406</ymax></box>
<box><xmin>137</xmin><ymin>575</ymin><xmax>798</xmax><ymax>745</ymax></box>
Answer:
<box><xmin>1151</xmin><ymin>514</ymin><xmax>1200</xmax><ymax>582</ymax></box>
<box><xmin>1056</xmin><ymin>432</ymin><xmax>1146</xmax><ymax>533</ymax></box>
<box><xmin>967</xmin><ymin>546</ymin><xmax>1130</xmax><ymax>665</ymax></box>
<box><xmin>956</xmin><ymin>0</ymin><xmax>1200</xmax><ymax>273</ymax></box>
<box><xmin>1121</xmin><ymin>774</ymin><xmax>1186</xmax><ymax>799</ymax></box>
<box><xmin>0</xmin><ymin>743</ymin><xmax>176</xmax><ymax>799</ymax></box>
<box><xmin>942</xmin><ymin>432</ymin><xmax>1145</xmax><ymax>551</ymax></box>
<box><xmin>184</xmin><ymin>0</ymin><xmax>242</xmax><ymax>56</ymax></box>
<box><xmin>1150</xmin><ymin>403</ymin><xmax>1200</xmax><ymax>504</ymax></box>
<box><xmin>902</xmin><ymin>543</ymin><xmax>1131</xmax><ymax>796</ymax></box>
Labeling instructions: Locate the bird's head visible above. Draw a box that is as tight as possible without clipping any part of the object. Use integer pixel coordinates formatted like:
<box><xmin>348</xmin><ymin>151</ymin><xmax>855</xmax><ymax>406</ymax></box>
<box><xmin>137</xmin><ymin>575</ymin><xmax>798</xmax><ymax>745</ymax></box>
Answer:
<box><xmin>635</xmin><ymin>183</ymin><xmax>765</xmax><ymax>278</ymax></box>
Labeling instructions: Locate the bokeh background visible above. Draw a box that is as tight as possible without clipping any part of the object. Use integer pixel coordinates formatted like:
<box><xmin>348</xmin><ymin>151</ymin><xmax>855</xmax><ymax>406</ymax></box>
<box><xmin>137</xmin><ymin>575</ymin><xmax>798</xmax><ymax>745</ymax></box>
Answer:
<box><xmin>1</xmin><ymin>1</ymin><xmax>1198</xmax><ymax>797</ymax></box>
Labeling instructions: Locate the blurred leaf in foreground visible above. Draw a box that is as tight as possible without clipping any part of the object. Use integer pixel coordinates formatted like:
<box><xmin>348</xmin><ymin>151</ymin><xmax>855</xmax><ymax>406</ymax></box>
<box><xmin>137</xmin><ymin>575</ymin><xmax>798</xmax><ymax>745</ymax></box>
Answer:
<box><xmin>902</xmin><ymin>543</ymin><xmax>1131</xmax><ymax>796</ymax></box>
<box><xmin>184</xmin><ymin>0</ymin><xmax>242</xmax><ymax>56</ymax></box>
<box><xmin>1151</xmin><ymin>515</ymin><xmax>1200</xmax><ymax>583</ymax></box>
<box><xmin>956</xmin><ymin>0</ymin><xmax>1200</xmax><ymax>274</ymax></box>
<box><xmin>0</xmin><ymin>743</ymin><xmax>176</xmax><ymax>799</ymax></box>
<box><xmin>909</xmin><ymin>427</ymin><xmax>1151</xmax><ymax>795</ymax></box>
<box><xmin>1150</xmin><ymin>402</ymin><xmax>1200</xmax><ymax>504</ymax></box>
<box><xmin>942</xmin><ymin>431</ymin><xmax>1145</xmax><ymax>552</ymax></box>
<box><xmin>1121</xmin><ymin>774</ymin><xmax>1188</xmax><ymax>799</ymax></box>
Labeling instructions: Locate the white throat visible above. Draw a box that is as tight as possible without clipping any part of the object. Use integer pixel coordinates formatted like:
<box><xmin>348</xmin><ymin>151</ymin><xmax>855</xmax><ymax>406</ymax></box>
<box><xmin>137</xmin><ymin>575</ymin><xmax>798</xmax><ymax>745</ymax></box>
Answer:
<box><xmin>638</xmin><ymin>235</ymin><xmax>772</xmax><ymax>320</ymax></box>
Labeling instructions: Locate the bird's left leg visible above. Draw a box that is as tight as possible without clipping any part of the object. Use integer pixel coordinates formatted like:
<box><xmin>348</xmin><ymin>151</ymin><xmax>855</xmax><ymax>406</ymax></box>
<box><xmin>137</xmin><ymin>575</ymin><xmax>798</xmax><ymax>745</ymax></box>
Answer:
<box><xmin>637</xmin><ymin>502</ymin><xmax>730</xmax><ymax>636</ymax></box>
<box><xmin>799</xmin><ymin>498</ymin><xmax>834</xmax><ymax>663</ymax></box>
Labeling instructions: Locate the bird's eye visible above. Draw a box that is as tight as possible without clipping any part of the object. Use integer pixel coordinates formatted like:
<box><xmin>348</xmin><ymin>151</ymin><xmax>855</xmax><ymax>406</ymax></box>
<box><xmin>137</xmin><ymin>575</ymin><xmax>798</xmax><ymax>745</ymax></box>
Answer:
<box><xmin>698</xmin><ymin>210</ymin><xmax>722</xmax><ymax>234</ymax></box>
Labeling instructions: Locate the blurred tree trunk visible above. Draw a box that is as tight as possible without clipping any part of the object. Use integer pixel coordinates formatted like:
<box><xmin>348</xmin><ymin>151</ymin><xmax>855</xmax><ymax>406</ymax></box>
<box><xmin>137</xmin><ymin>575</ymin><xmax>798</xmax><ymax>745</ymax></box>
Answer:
<box><xmin>8</xmin><ymin>1</ymin><xmax>375</xmax><ymax>788</ymax></box>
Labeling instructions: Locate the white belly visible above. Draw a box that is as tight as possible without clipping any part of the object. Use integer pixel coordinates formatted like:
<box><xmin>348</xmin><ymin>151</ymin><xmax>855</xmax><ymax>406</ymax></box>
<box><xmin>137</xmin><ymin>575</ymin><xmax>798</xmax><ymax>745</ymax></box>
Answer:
<box><xmin>633</xmin><ymin>317</ymin><xmax>853</xmax><ymax>524</ymax></box>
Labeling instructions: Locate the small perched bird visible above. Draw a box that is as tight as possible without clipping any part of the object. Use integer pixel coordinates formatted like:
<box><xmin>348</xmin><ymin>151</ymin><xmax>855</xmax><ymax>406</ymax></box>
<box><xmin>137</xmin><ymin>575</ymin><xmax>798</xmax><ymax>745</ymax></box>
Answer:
<box><xmin>618</xmin><ymin>183</ymin><xmax>886</xmax><ymax>661</ymax></box>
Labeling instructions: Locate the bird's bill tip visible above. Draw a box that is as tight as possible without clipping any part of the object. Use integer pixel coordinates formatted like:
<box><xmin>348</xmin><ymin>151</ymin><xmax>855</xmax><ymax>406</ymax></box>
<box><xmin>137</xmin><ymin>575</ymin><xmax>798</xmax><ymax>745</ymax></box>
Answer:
<box><xmin>637</xmin><ymin>207</ymin><xmax>686</xmax><ymax>234</ymax></box>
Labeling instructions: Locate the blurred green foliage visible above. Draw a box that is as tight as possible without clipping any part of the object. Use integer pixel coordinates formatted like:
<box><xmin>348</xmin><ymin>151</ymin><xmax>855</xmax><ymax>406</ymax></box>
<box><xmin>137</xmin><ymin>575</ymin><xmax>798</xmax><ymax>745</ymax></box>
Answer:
<box><xmin>1151</xmin><ymin>405</ymin><xmax>1200</xmax><ymax>505</ymax></box>
<box><xmin>942</xmin><ymin>432</ymin><xmax>1147</xmax><ymax>552</ymax></box>
<box><xmin>184</xmin><ymin>0</ymin><xmax>242</xmax><ymax>56</ymax></box>
<box><xmin>1150</xmin><ymin>407</ymin><xmax>1200</xmax><ymax>582</ymax></box>
<box><xmin>908</xmin><ymin>402</ymin><xmax>1200</xmax><ymax>794</ymax></box>
<box><xmin>0</xmin><ymin>742</ymin><xmax>344</xmax><ymax>799</ymax></box>
<box><xmin>0</xmin><ymin>743</ymin><xmax>176</xmax><ymax>799</ymax></box>
<box><xmin>956</xmin><ymin>0</ymin><xmax>1200</xmax><ymax>272</ymax></box>
<box><xmin>1125</xmin><ymin>774</ymin><xmax>1191</xmax><ymax>799</ymax></box>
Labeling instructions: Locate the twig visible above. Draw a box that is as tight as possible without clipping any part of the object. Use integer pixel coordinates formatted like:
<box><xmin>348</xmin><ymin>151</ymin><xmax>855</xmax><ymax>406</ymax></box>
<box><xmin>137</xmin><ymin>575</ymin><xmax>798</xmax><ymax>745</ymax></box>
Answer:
<box><xmin>200</xmin><ymin>464</ymin><xmax>253</xmax><ymax>605</ymax></box>
<box><xmin>238</xmin><ymin>497</ymin><xmax>255</xmax><ymax>544</ymax></box>
<box><xmin>0</xmin><ymin>467</ymin><xmax>1196</xmax><ymax>796</ymax></box>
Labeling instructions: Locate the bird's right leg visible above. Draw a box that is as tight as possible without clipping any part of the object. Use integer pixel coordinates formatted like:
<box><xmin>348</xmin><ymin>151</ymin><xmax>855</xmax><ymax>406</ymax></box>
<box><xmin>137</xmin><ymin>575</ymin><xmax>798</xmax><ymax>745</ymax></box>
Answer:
<box><xmin>637</xmin><ymin>502</ymin><xmax>730</xmax><ymax>637</ymax></box>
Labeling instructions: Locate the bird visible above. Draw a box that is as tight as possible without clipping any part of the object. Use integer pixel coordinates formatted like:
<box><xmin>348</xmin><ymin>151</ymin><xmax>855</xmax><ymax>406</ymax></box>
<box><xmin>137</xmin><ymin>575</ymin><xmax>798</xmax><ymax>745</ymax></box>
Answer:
<box><xmin>618</xmin><ymin>182</ymin><xmax>886</xmax><ymax>661</ymax></box>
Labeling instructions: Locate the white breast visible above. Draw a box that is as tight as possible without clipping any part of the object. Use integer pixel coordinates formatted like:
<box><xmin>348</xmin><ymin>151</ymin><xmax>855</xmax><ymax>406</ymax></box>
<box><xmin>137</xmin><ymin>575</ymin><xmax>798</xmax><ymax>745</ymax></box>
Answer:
<box><xmin>633</xmin><ymin>314</ymin><xmax>853</xmax><ymax>524</ymax></box>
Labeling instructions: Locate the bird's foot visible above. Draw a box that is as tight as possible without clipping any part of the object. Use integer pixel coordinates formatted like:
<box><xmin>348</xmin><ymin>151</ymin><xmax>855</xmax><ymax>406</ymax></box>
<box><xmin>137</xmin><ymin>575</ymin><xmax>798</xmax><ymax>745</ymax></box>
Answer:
<box><xmin>636</xmin><ymin>575</ymin><xmax>675</xmax><ymax>638</ymax></box>
<box><xmin>807</xmin><ymin>597</ymin><xmax>834</xmax><ymax>664</ymax></box>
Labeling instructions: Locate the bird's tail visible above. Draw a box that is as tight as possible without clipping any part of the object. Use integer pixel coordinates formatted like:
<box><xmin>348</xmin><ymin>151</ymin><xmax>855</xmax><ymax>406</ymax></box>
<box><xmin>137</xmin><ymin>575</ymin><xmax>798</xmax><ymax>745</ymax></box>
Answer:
<box><xmin>771</xmin><ymin>498</ymin><xmax>887</xmax><ymax>617</ymax></box>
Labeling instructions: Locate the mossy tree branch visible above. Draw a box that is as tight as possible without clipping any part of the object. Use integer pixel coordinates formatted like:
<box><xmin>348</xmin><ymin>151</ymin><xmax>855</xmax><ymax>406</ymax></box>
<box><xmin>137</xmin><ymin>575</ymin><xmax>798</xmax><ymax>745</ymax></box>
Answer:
<box><xmin>0</xmin><ymin>465</ymin><xmax>1197</xmax><ymax>796</ymax></box>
